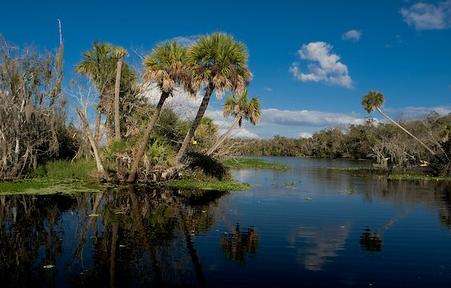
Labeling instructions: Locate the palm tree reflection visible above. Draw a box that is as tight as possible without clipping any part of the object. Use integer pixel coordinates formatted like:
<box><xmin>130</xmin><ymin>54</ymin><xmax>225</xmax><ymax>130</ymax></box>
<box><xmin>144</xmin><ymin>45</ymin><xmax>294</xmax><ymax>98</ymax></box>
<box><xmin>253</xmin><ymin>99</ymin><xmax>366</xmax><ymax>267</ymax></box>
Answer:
<box><xmin>220</xmin><ymin>223</ymin><xmax>259</xmax><ymax>264</ymax></box>
<box><xmin>0</xmin><ymin>187</ymin><xmax>228</xmax><ymax>287</ymax></box>
<box><xmin>360</xmin><ymin>228</ymin><xmax>382</xmax><ymax>252</ymax></box>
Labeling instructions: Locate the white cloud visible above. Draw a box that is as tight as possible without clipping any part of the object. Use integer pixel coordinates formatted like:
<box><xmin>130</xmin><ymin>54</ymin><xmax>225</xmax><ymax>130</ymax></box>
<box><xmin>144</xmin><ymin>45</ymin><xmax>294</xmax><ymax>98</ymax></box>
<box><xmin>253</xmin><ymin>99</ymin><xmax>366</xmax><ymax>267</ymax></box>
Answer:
<box><xmin>299</xmin><ymin>132</ymin><xmax>313</xmax><ymax>138</ymax></box>
<box><xmin>261</xmin><ymin>108</ymin><xmax>364</xmax><ymax>127</ymax></box>
<box><xmin>264</xmin><ymin>86</ymin><xmax>273</xmax><ymax>92</ymax></box>
<box><xmin>385</xmin><ymin>105</ymin><xmax>451</xmax><ymax>120</ymax></box>
<box><xmin>170</xmin><ymin>35</ymin><xmax>201</xmax><ymax>47</ymax></box>
<box><xmin>142</xmin><ymin>83</ymin><xmax>201</xmax><ymax>119</ymax></box>
<box><xmin>401</xmin><ymin>0</ymin><xmax>451</xmax><ymax>30</ymax></box>
<box><xmin>290</xmin><ymin>42</ymin><xmax>353</xmax><ymax>88</ymax></box>
<box><xmin>342</xmin><ymin>29</ymin><xmax>362</xmax><ymax>42</ymax></box>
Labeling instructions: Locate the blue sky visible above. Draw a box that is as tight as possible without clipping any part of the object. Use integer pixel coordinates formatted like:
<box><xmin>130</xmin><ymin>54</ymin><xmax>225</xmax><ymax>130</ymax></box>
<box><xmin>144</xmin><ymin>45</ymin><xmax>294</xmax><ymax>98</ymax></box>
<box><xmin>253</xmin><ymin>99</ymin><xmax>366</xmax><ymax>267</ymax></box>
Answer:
<box><xmin>1</xmin><ymin>0</ymin><xmax>450</xmax><ymax>137</ymax></box>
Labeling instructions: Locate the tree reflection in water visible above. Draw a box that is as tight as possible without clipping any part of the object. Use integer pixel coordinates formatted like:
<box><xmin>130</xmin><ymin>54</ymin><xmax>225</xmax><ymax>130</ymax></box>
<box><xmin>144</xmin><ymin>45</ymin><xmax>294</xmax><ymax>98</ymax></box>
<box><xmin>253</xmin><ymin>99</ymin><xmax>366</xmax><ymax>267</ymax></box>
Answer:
<box><xmin>0</xmin><ymin>187</ymin><xmax>228</xmax><ymax>287</ymax></box>
<box><xmin>220</xmin><ymin>223</ymin><xmax>259</xmax><ymax>264</ymax></box>
<box><xmin>360</xmin><ymin>228</ymin><xmax>382</xmax><ymax>252</ymax></box>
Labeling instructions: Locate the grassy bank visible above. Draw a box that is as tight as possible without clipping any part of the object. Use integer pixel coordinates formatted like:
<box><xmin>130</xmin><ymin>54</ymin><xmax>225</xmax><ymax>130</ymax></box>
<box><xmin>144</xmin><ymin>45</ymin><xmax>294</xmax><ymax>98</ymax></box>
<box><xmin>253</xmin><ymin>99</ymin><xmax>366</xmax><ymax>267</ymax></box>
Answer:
<box><xmin>166</xmin><ymin>179</ymin><xmax>250</xmax><ymax>191</ymax></box>
<box><xmin>0</xmin><ymin>159</ymin><xmax>251</xmax><ymax>195</ymax></box>
<box><xmin>327</xmin><ymin>167</ymin><xmax>451</xmax><ymax>182</ymax></box>
<box><xmin>224</xmin><ymin>157</ymin><xmax>288</xmax><ymax>170</ymax></box>
<box><xmin>0</xmin><ymin>159</ymin><xmax>101</xmax><ymax>195</ymax></box>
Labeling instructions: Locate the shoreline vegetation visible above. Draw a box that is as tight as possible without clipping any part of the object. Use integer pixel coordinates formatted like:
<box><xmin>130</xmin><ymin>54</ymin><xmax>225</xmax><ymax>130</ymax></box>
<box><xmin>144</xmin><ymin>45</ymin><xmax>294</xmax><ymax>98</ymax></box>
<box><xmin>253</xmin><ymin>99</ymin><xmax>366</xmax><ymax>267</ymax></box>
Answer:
<box><xmin>0</xmin><ymin>157</ymin><xmax>286</xmax><ymax>195</ymax></box>
<box><xmin>0</xmin><ymin>28</ymin><xmax>449</xmax><ymax>195</ymax></box>
<box><xmin>326</xmin><ymin>167</ymin><xmax>451</xmax><ymax>182</ymax></box>
<box><xmin>223</xmin><ymin>157</ymin><xmax>289</xmax><ymax>170</ymax></box>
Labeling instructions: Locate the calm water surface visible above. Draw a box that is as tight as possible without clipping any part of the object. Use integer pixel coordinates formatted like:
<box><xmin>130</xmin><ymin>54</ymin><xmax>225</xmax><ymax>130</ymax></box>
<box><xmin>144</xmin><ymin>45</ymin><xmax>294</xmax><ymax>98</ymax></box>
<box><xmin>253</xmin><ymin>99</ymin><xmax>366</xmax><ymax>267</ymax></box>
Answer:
<box><xmin>1</xmin><ymin>157</ymin><xmax>451</xmax><ymax>287</ymax></box>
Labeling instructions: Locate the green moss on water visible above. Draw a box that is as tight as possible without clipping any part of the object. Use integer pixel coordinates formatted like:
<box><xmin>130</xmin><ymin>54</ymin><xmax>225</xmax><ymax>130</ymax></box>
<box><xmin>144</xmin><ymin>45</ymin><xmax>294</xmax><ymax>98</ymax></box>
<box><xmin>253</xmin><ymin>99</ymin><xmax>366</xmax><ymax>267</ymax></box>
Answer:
<box><xmin>166</xmin><ymin>179</ymin><xmax>250</xmax><ymax>191</ymax></box>
<box><xmin>1</xmin><ymin>159</ymin><xmax>251</xmax><ymax>195</ymax></box>
<box><xmin>327</xmin><ymin>167</ymin><xmax>451</xmax><ymax>182</ymax></box>
<box><xmin>0</xmin><ymin>159</ymin><xmax>100</xmax><ymax>195</ymax></box>
<box><xmin>224</xmin><ymin>157</ymin><xmax>288</xmax><ymax>171</ymax></box>
<box><xmin>0</xmin><ymin>179</ymin><xmax>101</xmax><ymax>195</ymax></box>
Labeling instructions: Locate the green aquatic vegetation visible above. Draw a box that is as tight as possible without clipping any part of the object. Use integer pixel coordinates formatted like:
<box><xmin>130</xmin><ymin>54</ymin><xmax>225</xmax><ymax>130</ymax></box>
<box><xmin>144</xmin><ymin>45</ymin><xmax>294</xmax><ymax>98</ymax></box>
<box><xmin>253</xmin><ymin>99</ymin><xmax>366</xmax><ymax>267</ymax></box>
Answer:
<box><xmin>0</xmin><ymin>178</ymin><xmax>101</xmax><ymax>195</ymax></box>
<box><xmin>166</xmin><ymin>179</ymin><xmax>250</xmax><ymax>191</ymax></box>
<box><xmin>327</xmin><ymin>167</ymin><xmax>451</xmax><ymax>182</ymax></box>
<box><xmin>0</xmin><ymin>159</ymin><xmax>101</xmax><ymax>195</ymax></box>
<box><xmin>387</xmin><ymin>174</ymin><xmax>451</xmax><ymax>182</ymax></box>
<box><xmin>224</xmin><ymin>157</ymin><xmax>288</xmax><ymax>170</ymax></box>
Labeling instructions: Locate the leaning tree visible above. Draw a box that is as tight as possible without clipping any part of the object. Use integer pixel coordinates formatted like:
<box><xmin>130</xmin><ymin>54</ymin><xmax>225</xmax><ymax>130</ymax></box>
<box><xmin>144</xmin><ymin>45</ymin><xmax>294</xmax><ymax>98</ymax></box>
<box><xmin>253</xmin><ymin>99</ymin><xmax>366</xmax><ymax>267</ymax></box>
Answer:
<box><xmin>207</xmin><ymin>89</ymin><xmax>261</xmax><ymax>155</ymax></box>
<box><xmin>127</xmin><ymin>41</ymin><xmax>193</xmax><ymax>183</ymax></box>
<box><xmin>362</xmin><ymin>91</ymin><xmax>435</xmax><ymax>155</ymax></box>
<box><xmin>174</xmin><ymin>33</ymin><xmax>252</xmax><ymax>164</ymax></box>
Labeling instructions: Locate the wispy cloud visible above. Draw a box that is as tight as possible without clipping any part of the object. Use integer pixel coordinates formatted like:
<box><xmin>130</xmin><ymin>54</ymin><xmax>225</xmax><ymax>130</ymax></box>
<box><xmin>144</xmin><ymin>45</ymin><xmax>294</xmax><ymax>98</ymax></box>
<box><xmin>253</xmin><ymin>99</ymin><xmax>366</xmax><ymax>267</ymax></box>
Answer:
<box><xmin>385</xmin><ymin>34</ymin><xmax>403</xmax><ymax>48</ymax></box>
<box><xmin>264</xmin><ymin>86</ymin><xmax>273</xmax><ymax>92</ymax></box>
<box><xmin>342</xmin><ymin>29</ymin><xmax>362</xmax><ymax>42</ymax></box>
<box><xmin>143</xmin><ymin>86</ymin><xmax>449</xmax><ymax>139</ymax></box>
<box><xmin>261</xmin><ymin>108</ymin><xmax>363</xmax><ymax>127</ymax></box>
<box><xmin>170</xmin><ymin>35</ymin><xmax>201</xmax><ymax>47</ymax></box>
<box><xmin>385</xmin><ymin>105</ymin><xmax>451</xmax><ymax>120</ymax></box>
<box><xmin>401</xmin><ymin>0</ymin><xmax>451</xmax><ymax>30</ymax></box>
<box><xmin>290</xmin><ymin>42</ymin><xmax>353</xmax><ymax>89</ymax></box>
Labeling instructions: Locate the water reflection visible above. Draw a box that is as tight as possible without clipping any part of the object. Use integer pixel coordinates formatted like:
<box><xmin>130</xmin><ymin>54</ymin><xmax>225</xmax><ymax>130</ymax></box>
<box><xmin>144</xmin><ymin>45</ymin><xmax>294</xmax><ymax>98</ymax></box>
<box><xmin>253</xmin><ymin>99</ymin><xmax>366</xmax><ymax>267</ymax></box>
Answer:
<box><xmin>360</xmin><ymin>211</ymin><xmax>409</xmax><ymax>252</ymax></box>
<box><xmin>1</xmin><ymin>157</ymin><xmax>451</xmax><ymax>287</ymax></box>
<box><xmin>0</xmin><ymin>187</ymin><xmax>227</xmax><ymax>287</ymax></box>
<box><xmin>220</xmin><ymin>223</ymin><xmax>259</xmax><ymax>264</ymax></box>
<box><xmin>288</xmin><ymin>224</ymin><xmax>350</xmax><ymax>271</ymax></box>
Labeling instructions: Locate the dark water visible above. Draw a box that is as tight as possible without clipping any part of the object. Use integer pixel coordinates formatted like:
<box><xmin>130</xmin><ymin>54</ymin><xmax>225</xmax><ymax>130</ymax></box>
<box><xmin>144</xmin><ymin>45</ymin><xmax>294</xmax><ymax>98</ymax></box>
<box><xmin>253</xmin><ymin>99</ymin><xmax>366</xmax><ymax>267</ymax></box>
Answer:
<box><xmin>1</xmin><ymin>157</ymin><xmax>451</xmax><ymax>287</ymax></box>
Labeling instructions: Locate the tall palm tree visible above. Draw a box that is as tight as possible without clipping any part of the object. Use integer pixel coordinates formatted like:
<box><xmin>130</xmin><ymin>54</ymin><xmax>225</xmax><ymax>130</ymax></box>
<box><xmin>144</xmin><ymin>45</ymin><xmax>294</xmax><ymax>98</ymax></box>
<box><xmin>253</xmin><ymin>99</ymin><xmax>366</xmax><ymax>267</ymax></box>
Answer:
<box><xmin>76</xmin><ymin>43</ymin><xmax>135</xmax><ymax>143</ymax></box>
<box><xmin>174</xmin><ymin>33</ymin><xmax>252</xmax><ymax>164</ymax></box>
<box><xmin>362</xmin><ymin>91</ymin><xmax>435</xmax><ymax>155</ymax></box>
<box><xmin>207</xmin><ymin>89</ymin><xmax>260</xmax><ymax>155</ymax></box>
<box><xmin>127</xmin><ymin>42</ymin><xmax>192</xmax><ymax>183</ymax></box>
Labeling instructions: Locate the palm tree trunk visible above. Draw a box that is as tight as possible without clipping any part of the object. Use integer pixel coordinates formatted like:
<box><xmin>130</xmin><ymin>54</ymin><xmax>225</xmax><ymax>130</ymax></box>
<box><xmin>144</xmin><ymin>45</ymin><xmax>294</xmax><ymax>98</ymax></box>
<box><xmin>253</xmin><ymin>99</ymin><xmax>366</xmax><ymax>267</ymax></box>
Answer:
<box><xmin>127</xmin><ymin>93</ymin><xmax>169</xmax><ymax>183</ymax></box>
<box><xmin>114</xmin><ymin>58</ymin><xmax>123</xmax><ymax>141</ymax></box>
<box><xmin>207</xmin><ymin>116</ymin><xmax>241</xmax><ymax>156</ymax></box>
<box><xmin>175</xmin><ymin>83</ymin><xmax>214</xmax><ymax>164</ymax></box>
<box><xmin>376</xmin><ymin>107</ymin><xmax>435</xmax><ymax>155</ymax></box>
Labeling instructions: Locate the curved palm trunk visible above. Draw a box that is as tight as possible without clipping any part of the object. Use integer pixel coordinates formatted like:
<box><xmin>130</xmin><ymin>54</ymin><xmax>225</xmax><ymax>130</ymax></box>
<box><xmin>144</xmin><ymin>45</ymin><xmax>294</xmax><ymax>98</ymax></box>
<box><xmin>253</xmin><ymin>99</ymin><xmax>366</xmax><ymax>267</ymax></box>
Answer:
<box><xmin>127</xmin><ymin>93</ymin><xmax>169</xmax><ymax>183</ymax></box>
<box><xmin>94</xmin><ymin>112</ymin><xmax>102</xmax><ymax>144</ymax></box>
<box><xmin>114</xmin><ymin>58</ymin><xmax>123</xmax><ymax>141</ymax></box>
<box><xmin>376</xmin><ymin>107</ymin><xmax>435</xmax><ymax>155</ymax></box>
<box><xmin>76</xmin><ymin>109</ymin><xmax>109</xmax><ymax>181</ymax></box>
<box><xmin>207</xmin><ymin>116</ymin><xmax>241</xmax><ymax>156</ymax></box>
<box><xmin>175</xmin><ymin>83</ymin><xmax>214</xmax><ymax>164</ymax></box>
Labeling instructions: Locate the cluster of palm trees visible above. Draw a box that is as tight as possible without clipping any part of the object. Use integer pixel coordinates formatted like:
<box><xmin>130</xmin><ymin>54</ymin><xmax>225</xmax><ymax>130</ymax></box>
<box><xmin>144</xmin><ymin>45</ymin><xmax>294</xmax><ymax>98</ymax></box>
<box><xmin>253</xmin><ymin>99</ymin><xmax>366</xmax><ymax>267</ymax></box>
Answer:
<box><xmin>76</xmin><ymin>33</ymin><xmax>261</xmax><ymax>183</ymax></box>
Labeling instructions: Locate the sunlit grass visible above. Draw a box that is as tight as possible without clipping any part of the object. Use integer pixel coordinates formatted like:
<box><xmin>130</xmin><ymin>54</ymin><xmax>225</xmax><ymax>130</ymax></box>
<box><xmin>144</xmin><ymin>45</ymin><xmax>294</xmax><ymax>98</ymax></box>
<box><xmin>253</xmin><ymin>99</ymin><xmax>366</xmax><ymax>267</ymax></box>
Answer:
<box><xmin>224</xmin><ymin>157</ymin><xmax>288</xmax><ymax>170</ymax></box>
<box><xmin>166</xmin><ymin>179</ymin><xmax>250</xmax><ymax>191</ymax></box>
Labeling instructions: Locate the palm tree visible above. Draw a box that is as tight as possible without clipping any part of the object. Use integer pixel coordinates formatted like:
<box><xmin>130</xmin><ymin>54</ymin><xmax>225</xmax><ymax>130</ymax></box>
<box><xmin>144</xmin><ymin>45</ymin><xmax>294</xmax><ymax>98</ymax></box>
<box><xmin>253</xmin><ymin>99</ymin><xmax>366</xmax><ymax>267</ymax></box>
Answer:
<box><xmin>362</xmin><ymin>91</ymin><xmax>435</xmax><ymax>155</ymax></box>
<box><xmin>76</xmin><ymin>43</ymin><xmax>135</xmax><ymax>143</ymax></box>
<box><xmin>207</xmin><ymin>89</ymin><xmax>260</xmax><ymax>155</ymax></box>
<box><xmin>174</xmin><ymin>33</ymin><xmax>252</xmax><ymax>164</ymax></box>
<box><xmin>127</xmin><ymin>42</ymin><xmax>192</xmax><ymax>183</ymax></box>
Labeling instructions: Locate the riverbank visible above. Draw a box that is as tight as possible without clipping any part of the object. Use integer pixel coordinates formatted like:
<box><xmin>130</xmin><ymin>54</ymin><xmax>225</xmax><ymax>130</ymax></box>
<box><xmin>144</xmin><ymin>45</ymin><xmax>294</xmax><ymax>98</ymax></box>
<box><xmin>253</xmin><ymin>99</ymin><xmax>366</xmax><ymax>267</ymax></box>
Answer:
<box><xmin>0</xmin><ymin>159</ymin><xmax>252</xmax><ymax>195</ymax></box>
<box><xmin>327</xmin><ymin>167</ymin><xmax>451</xmax><ymax>182</ymax></box>
<box><xmin>224</xmin><ymin>157</ymin><xmax>288</xmax><ymax>170</ymax></box>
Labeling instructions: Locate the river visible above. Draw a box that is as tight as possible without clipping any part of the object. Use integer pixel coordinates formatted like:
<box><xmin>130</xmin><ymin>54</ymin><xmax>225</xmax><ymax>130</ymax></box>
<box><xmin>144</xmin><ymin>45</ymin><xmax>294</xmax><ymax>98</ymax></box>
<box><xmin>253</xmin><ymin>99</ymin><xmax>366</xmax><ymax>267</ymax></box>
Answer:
<box><xmin>1</xmin><ymin>157</ymin><xmax>450</xmax><ymax>287</ymax></box>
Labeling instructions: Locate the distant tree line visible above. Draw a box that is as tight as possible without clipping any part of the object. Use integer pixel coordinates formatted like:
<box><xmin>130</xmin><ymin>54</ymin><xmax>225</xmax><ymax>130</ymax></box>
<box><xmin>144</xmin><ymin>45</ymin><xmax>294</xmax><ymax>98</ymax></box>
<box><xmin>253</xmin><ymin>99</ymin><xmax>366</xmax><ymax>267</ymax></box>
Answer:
<box><xmin>229</xmin><ymin>113</ymin><xmax>450</xmax><ymax>176</ymax></box>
